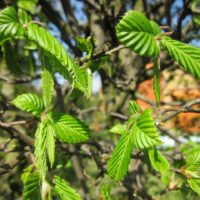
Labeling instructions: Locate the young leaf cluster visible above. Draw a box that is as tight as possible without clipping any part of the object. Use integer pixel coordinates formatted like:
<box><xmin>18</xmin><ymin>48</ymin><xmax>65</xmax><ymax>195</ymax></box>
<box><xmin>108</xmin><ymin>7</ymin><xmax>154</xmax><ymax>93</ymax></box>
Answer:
<box><xmin>108</xmin><ymin>101</ymin><xmax>165</xmax><ymax>180</ymax></box>
<box><xmin>13</xmin><ymin>93</ymin><xmax>90</xmax><ymax>199</ymax></box>
<box><xmin>116</xmin><ymin>10</ymin><xmax>200</xmax><ymax>104</ymax></box>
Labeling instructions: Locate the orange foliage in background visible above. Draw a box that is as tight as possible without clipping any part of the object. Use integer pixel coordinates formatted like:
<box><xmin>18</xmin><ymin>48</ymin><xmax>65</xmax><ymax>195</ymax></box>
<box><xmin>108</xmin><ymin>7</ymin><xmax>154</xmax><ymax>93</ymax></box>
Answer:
<box><xmin>136</xmin><ymin>68</ymin><xmax>200</xmax><ymax>133</ymax></box>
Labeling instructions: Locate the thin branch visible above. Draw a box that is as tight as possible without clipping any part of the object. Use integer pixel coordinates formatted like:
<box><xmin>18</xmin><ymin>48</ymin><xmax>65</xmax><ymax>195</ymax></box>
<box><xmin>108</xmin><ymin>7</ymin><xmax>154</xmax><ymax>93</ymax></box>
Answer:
<box><xmin>0</xmin><ymin>120</ymin><xmax>27</xmax><ymax>128</ymax></box>
<box><xmin>161</xmin><ymin>98</ymin><xmax>200</xmax><ymax>122</ymax></box>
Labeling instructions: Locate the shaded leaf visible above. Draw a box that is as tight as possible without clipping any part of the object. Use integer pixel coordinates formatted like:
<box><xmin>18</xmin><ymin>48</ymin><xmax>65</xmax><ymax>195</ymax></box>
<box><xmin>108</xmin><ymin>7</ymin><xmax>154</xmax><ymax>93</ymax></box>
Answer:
<box><xmin>76</xmin><ymin>36</ymin><xmax>93</xmax><ymax>58</ymax></box>
<box><xmin>153</xmin><ymin>58</ymin><xmax>160</xmax><ymax>105</ymax></box>
<box><xmin>2</xmin><ymin>40</ymin><xmax>22</xmax><ymax>74</ymax></box>
<box><xmin>17</xmin><ymin>0</ymin><xmax>38</xmax><ymax>14</ymax></box>
<box><xmin>21</xmin><ymin>166</ymin><xmax>41</xmax><ymax>200</ymax></box>
<box><xmin>147</xmin><ymin>147</ymin><xmax>170</xmax><ymax>174</ymax></box>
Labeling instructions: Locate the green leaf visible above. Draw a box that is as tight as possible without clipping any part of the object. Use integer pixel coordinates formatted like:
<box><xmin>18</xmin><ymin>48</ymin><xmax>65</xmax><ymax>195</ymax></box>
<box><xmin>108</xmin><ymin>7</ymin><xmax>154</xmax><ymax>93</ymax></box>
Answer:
<box><xmin>0</xmin><ymin>6</ymin><xmax>25</xmax><ymax>42</ymax></box>
<box><xmin>161</xmin><ymin>36</ymin><xmax>200</xmax><ymax>79</ymax></box>
<box><xmin>150</xmin><ymin>21</ymin><xmax>161</xmax><ymax>35</ymax></box>
<box><xmin>110</xmin><ymin>124</ymin><xmax>126</xmax><ymax>134</ymax></box>
<box><xmin>49</xmin><ymin>112</ymin><xmax>90</xmax><ymax>144</ymax></box>
<box><xmin>54</xmin><ymin>176</ymin><xmax>82</xmax><ymax>200</ymax></box>
<box><xmin>46</xmin><ymin>124</ymin><xmax>55</xmax><ymax>168</ymax></box>
<box><xmin>183</xmin><ymin>153</ymin><xmax>200</xmax><ymax>178</ymax></box>
<box><xmin>17</xmin><ymin>0</ymin><xmax>38</xmax><ymax>14</ymax></box>
<box><xmin>116</xmin><ymin>10</ymin><xmax>160</xmax><ymax>57</ymax></box>
<box><xmin>147</xmin><ymin>147</ymin><xmax>170</xmax><ymax>174</ymax></box>
<box><xmin>153</xmin><ymin>58</ymin><xmax>160</xmax><ymax>105</ymax></box>
<box><xmin>100</xmin><ymin>184</ymin><xmax>112</xmax><ymax>200</ymax></box>
<box><xmin>108</xmin><ymin>131</ymin><xmax>134</xmax><ymax>180</ymax></box>
<box><xmin>76</xmin><ymin>36</ymin><xmax>93</xmax><ymax>58</ymax></box>
<box><xmin>2</xmin><ymin>40</ymin><xmax>22</xmax><ymax>74</ymax></box>
<box><xmin>129</xmin><ymin>100</ymin><xmax>141</xmax><ymax>115</ymax></box>
<box><xmin>131</xmin><ymin>109</ymin><xmax>162</xmax><ymax>149</ymax></box>
<box><xmin>188</xmin><ymin>179</ymin><xmax>200</xmax><ymax>195</ymax></box>
<box><xmin>34</xmin><ymin>121</ymin><xmax>48</xmax><ymax>178</ymax></box>
<box><xmin>27</xmin><ymin>23</ymin><xmax>88</xmax><ymax>94</ymax></box>
<box><xmin>21</xmin><ymin>166</ymin><xmax>41</xmax><ymax>200</ymax></box>
<box><xmin>18</xmin><ymin>9</ymin><xmax>32</xmax><ymax>24</ymax></box>
<box><xmin>13</xmin><ymin>93</ymin><xmax>44</xmax><ymax>116</ymax></box>
<box><xmin>88</xmin><ymin>56</ymin><xmax>108</xmax><ymax>72</ymax></box>
<box><xmin>41</xmin><ymin>66</ymin><xmax>54</xmax><ymax>109</ymax></box>
<box><xmin>86</xmin><ymin>68</ymin><xmax>93</xmax><ymax>97</ymax></box>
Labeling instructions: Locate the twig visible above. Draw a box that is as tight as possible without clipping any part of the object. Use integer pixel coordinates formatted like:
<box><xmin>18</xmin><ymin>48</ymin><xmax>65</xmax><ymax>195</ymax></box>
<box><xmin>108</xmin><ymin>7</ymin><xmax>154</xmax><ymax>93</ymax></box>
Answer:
<box><xmin>0</xmin><ymin>120</ymin><xmax>27</xmax><ymax>128</ymax></box>
<box><xmin>161</xmin><ymin>98</ymin><xmax>200</xmax><ymax>122</ymax></box>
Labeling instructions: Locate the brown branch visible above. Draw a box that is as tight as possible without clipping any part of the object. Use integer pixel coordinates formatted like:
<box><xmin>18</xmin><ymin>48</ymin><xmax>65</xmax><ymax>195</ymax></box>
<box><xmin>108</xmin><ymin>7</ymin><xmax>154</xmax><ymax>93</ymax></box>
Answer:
<box><xmin>161</xmin><ymin>98</ymin><xmax>200</xmax><ymax>122</ymax></box>
<box><xmin>0</xmin><ymin>74</ymin><xmax>40</xmax><ymax>84</ymax></box>
<box><xmin>0</xmin><ymin>120</ymin><xmax>27</xmax><ymax>128</ymax></box>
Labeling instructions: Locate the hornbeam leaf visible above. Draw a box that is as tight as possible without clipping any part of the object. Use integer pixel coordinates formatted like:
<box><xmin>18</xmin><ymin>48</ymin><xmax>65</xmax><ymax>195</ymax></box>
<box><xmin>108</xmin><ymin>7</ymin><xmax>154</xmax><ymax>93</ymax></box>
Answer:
<box><xmin>34</xmin><ymin>122</ymin><xmax>48</xmax><ymax>178</ymax></box>
<box><xmin>161</xmin><ymin>36</ymin><xmax>200</xmax><ymax>79</ymax></box>
<box><xmin>17</xmin><ymin>0</ymin><xmax>38</xmax><ymax>14</ymax></box>
<box><xmin>54</xmin><ymin>176</ymin><xmax>82</xmax><ymax>200</ymax></box>
<box><xmin>147</xmin><ymin>147</ymin><xmax>170</xmax><ymax>174</ymax></box>
<box><xmin>183</xmin><ymin>153</ymin><xmax>200</xmax><ymax>179</ymax></box>
<box><xmin>116</xmin><ymin>10</ymin><xmax>160</xmax><ymax>57</ymax></box>
<box><xmin>21</xmin><ymin>166</ymin><xmax>41</xmax><ymax>200</ymax></box>
<box><xmin>13</xmin><ymin>93</ymin><xmax>44</xmax><ymax>116</ymax></box>
<box><xmin>153</xmin><ymin>58</ymin><xmax>160</xmax><ymax>105</ymax></box>
<box><xmin>132</xmin><ymin>109</ymin><xmax>162</xmax><ymax>149</ymax></box>
<box><xmin>2</xmin><ymin>40</ymin><xmax>22</xmax><ymax>74</ymax></box>
<box><xmin>27</xmin><ymin>23</ymin><xmax>88</xmax><ymax>94</ymax></box>
<box><xmin>188</xmin><ymin>179</ymin><xmax>200</xmax><ymax>195</ymax></box>
<box><xmin>129</xmin><ymin>101</ymin><xmax>141</xmax><ymax>115</ymax></box>
<box><xmin>0</xmin><ymin>6</ymin><xmax>25</xmax><ymax>42</ymax></box>
<box><xmin>49</xmin><ymin>112</ymin><xmax>90</xmax><ymax>144</ymax></box>
<box><xmin>110</xmin><ymin>124</ymin><xmax>126</xmax><ymax>135</ymax></box>
<box><xmin>41</xmin><ymin>66</ymin><xmax>54</xmax><ymax>109</ymax></box>
<box><xmin>46</xmin><ymin>124</ymin><xmax>55</xmax><ymax>168</ymax></box>
<box><xmin>108</xmin><ymin>131</ymin><xmax>134</xmax><ymax>180</ymax></box>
